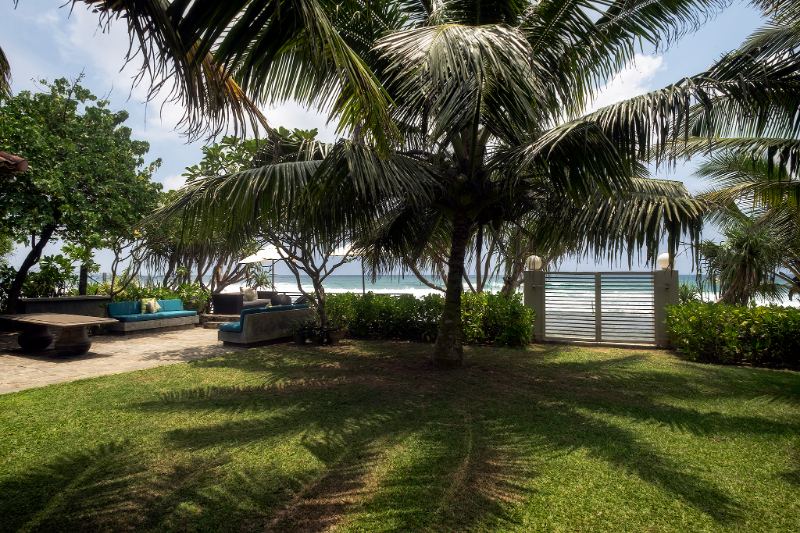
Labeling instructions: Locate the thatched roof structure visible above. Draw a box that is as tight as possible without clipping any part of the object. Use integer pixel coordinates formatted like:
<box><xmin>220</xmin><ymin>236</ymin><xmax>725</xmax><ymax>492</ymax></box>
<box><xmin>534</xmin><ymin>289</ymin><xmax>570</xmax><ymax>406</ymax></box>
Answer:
<box><xmin>0</xmin><ymin>151</ymin><xmax>28</xmax><ymax>173</ymax></box>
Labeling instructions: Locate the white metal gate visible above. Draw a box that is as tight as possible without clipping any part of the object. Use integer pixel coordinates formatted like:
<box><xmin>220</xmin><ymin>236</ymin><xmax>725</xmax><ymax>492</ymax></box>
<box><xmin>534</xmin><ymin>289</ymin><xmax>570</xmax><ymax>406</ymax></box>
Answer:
<box><xmin>543</xmin><ymin>272</ymin><xmax>656</xmax><ymax>345</ymax></box>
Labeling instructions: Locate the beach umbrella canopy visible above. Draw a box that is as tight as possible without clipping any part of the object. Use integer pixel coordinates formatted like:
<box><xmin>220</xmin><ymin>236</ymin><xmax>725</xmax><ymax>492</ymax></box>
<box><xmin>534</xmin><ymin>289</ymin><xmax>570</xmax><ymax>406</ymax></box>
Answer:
<box><xmin>239</xmin><ymin>245</ymin><xmax>283</xmax><ymax>264</ymax></box>
<box><xmin>330</xmin><ymin>244</ymin><xmax>363</xmax><ymax>257</ymax></box>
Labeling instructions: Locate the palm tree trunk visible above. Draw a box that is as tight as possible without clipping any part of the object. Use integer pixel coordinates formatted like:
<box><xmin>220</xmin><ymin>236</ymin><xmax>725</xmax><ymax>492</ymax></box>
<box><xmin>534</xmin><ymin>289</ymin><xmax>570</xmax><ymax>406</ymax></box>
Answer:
<box><xmin>312</xmin><ymin>278</ymin><xmax>328</xmax><ymax>327</ymax></box>
<box><xmin>433</xmin><ymin>215</ymin><xmax>471</xmax><ymax>367</ymax></box>
<box><xmin>78</xmin><ymin>264</ymin><xmax>89</xmax><ymax>295</ymax></box>
<box><xmin>716</xmin><ymin>269</ymin><xmax>745</xmax><ymax>304</ymax></box>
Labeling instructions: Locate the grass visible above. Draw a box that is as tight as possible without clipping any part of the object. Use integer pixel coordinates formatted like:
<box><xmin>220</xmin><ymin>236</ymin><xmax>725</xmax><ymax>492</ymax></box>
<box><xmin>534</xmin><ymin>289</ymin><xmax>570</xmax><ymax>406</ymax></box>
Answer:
<box><xmin>1</xmin><ymin>340</ymin><xmax>799</xmax><ymax>532</ymax></box>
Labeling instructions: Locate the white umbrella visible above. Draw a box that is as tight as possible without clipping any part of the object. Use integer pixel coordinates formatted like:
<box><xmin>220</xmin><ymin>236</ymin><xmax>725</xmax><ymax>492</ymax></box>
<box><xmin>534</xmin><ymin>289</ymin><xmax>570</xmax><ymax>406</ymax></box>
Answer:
<box><xmin>239</xmin><ymin>245</ymin><xmax>288</xmax><ymax>287</ymax></box>
<box><xmin>239</xmin><ymin>245</ymin><xmax>283</xmax><ymax>264</ymax></box>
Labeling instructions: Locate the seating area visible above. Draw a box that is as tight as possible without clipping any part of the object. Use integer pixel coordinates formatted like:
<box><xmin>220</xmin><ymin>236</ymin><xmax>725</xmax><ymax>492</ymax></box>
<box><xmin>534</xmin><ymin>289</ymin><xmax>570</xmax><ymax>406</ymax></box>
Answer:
<box><xmin>218</xmin><ymin>304</ymin><xmax>313</xmax><ymax>346</ymax></box>
<box><xmin>210</xmin><ymin>291</ymin><xmax>300</xmax><ymax>315</ymax></box>
<box><xmin>106</xmin><ymin>299</ymin><xmax>199</xmax><ymax>333</ymax></box>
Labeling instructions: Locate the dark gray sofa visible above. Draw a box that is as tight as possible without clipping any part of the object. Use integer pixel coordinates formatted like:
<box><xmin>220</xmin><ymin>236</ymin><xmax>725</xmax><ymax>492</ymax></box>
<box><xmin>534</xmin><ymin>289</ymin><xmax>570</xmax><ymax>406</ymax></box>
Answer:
<box><xmin>218</xmin><ymin>304</ymin><xmax>314</xmax><ymax>345</ymax></box>
<box><xmin>211</xmin><ymin>293</ymin><xmax>271</xmax><ymax>315</ymax></box>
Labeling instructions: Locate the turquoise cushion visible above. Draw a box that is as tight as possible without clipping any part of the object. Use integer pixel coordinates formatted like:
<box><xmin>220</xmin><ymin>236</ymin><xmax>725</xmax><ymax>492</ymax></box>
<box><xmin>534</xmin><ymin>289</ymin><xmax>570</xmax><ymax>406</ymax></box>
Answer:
<box><xmin>158</xmin><ymin>299</ymin><xmax>184</xmax><ymax>312</ymax></box>
<box><xmin>156</xmin><ymin>310</ymin><xmax>197</xmax><ymax>319</ymax></box>
<box><xmin>220</xmin><ymin>306</ymin><xmax>308</xmax><ymax>333</ymax></box>
<box><xmin>239</xmin><ymin>307</ymin><xmax>271</xmax><ymax>320</ymax></box>
<box><xmin>113</xmin><ymin>310</ymin><xmax>197</xmax><ymax>322</ymax></box>
<box><xmin>264</xmin><ymin>304</ymin><xmax>309</xmax><ymax>313</ymax></box>
<box><xmin>108</xmin><ymin>300</ymin><xmax>141</xmax><ymax>317</ymax></box>
<box><xmin>113</xmin><ymin>314</ymin><xmax>153</xmax><ymax>323</ymax></box>
<box><xmin>265</xmin><ymin>305</ymin><xmax>293</xmax><ymax>312</ymax></box>
<box><xmin>220</xmin><ymin>307</ymin><xmax>272</xmax><ymax>332</ymax></box>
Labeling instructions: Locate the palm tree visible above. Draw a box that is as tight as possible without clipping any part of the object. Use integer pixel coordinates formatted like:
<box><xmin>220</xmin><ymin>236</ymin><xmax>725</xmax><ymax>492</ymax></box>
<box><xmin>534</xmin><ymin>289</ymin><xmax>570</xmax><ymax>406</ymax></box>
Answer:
<box><xmin>699</xmin><ymin>212</ymin><xmax>787</xmax><ymax>305</ymax></box>
<box><xmin>69</xmin><ymin>0</ymin><xmax>799</xmax><ymax>366</ymax></box>
<box><xmin>0</xmin><ymin>45</ymin><xmax>10</xmax><ymax>98</ymax></box>
<box><xmin>696</xmin><ymin>151</ymin><xmax>800</xmax><ymax>299</ymax></box>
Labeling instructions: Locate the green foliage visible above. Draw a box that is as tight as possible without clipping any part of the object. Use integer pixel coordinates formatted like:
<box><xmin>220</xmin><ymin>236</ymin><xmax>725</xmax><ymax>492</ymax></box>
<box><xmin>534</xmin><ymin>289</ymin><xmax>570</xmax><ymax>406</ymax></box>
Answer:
<box><xmin>0</xmin><ymin>255</ymin><xmax>76</xmax><ymax>311</ymax></box>
<box><xmin>0</xmin><ymin>45</ymin><xmax>10</xmax><ymax>98</ymax></box>
<box><xmin>182</xmin><ymin>135</ymin><xmax>265</xmax><ymax>183</ymax></box>
<box><xmin>666</xmin><ymin>302</ymin><xmax>800</xmax><ymax>368</ymax></box>
<box><xmin>679</xmin><ymin>282</ymin><xmax>702</xmax><ymax>305</ymax></box>
<box><xmin>88</xmin><ymin>281</ymin><xmax>211</xmax><ymax>311</ymax></box>
<box><xmin>327</xmin><ymin>292</ymin><xmax>534</xmax><ymax>346</ymax></box>
<box><xmin>699</xmin><ymin>215</ymin><xmax>787</xmax><ymax>305</ymax></box>
<box><xmin>0</xmin><ymin>232</ymin><xmax>13</xmax><ymax>263</ymax></box>
<box><xmin>21</xmin><ymin>255</ymin><xmax>76</xmax><ymax>298</ymax></box>
<box><xmin>285</xmin><ymin>316</ymin><xmax>321</xmax><ymax>337</ymax></box>
<box><xmin>246</xmin><ymin>265</ymin><xmax>274</xmax><ymax>290</ymax></box>
<box><xmin>0</xmin><ymin>263</ymin><xmax>16</xmax><ymax>313</ymax></box>
<box><xmin>0</xmin><ymin>77</ymin><xmax>163</xmax><ymax>246</ymax></box>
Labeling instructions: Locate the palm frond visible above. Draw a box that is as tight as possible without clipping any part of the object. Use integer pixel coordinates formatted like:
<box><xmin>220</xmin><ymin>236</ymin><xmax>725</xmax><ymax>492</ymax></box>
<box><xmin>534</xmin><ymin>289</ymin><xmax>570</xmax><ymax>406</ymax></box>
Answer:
<box><xmin>695</xmin><ymin>149</ymin><xmax>800</xmax><ymax>209</ymax></box>
<box><xmin>152</xmin><ymin>160</ymin><xmax>322</xmax><ymax>241</ymax></box>
<box><xmin>524</xmin><ymin>0</ymin><xmax>730</xmax><ymax>117</ymax></box>
<box><xmin>0</xmin><ymin>45</ymin><xmax>10</xmax><ymax>98</ymax></box>
<box><xmin>306</xmin><ymin>140</ymin><xmax>445</xmax><ymax>241</ymax></box>
<box><xmin>375</xmin><ymin>23</ymin><xmax>545</xmax><ymax>144</ymax></box>
<box><xmin>73</xmin><ymin>0</ymin><xmax>271</xmax><ymax>141</ymax></box>
<box><xmin>189</xmin><ymin>0</ymin><xmax>399</xmax><ymax>151</ymax></box>
<box><xmin>531</xmin><ymin>177</ymin><xmax>706</xmax><ymax>267</ymax></box>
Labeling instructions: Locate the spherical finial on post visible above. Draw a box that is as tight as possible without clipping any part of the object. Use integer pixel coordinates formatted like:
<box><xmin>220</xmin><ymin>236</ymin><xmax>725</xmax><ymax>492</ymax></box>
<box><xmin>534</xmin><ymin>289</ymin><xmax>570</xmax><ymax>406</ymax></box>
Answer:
<box><xmin>656</xmin><ymin>253</ymin><xmax>672</xmax><ymax>270</ymax></box>
<box><xmin>525</xmin><ymin>255</ymin><xmax>543</xmax><ymax>271</ymax></box>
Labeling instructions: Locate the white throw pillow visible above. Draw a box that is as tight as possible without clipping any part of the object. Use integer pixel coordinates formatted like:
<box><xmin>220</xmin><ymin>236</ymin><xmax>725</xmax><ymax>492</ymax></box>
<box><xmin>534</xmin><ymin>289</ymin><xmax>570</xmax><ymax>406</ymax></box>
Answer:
<box><xmin>240</xmin><ymin>287</ymin><xmax>257</xmax><ymax>301</ymax></box>
<box><xmin>143</xmin><ymin>298</ymin><xmax>161</xmax><ymax>314</ymax></box>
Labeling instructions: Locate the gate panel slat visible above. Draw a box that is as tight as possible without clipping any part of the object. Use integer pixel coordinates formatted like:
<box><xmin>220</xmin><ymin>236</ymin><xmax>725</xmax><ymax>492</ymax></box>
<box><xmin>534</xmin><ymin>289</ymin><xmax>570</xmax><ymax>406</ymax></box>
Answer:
<box><xmin>543</xmin><ymin>272</ymin><xmax>656</xmax><ymax>345</ymax></box>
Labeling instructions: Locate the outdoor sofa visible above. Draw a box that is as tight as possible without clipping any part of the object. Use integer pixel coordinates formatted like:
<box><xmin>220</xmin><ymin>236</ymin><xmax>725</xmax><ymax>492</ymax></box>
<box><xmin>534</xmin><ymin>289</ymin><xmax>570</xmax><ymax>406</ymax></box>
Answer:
<box><xmin>211</xmin><ymin>292</ymin><xmax>296</xmax><ymax>314</ymax></box>
<box><xmin>106</xmin><ymin>299</ymin><xmax>199</xmax><ymax>333</ymax></box>
<box><xmin>218</xmin><ymin>304</ymin><xmax>313</xmax><ymax>346</ymax></box>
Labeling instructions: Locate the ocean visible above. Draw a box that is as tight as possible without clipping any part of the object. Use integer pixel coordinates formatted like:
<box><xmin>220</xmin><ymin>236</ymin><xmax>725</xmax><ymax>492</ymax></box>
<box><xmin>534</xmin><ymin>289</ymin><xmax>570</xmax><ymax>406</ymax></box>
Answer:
<box><xmin>210</xmin><ymin>273</ymin><xmax>799</xmax><ymax>307</ymax></box>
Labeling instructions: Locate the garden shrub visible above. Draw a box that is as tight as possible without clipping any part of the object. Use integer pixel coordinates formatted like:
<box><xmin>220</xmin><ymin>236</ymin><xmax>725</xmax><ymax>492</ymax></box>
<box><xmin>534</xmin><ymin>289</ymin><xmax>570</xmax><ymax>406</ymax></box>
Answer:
<box><xmin>326</xmin><ymin>292</ymin><xmax>534</xmax><ymax>346</ymax></box>
<box><xmin>88</xmin><ymin>281</ymin><xmax>211</xmax><ymax>312</ymax></box>
<box><xmin>666</xmin><ymin>302</ymin><xmax>800</xmax><ymax>368</ymax></box>
<box><xmin>0</xmin><ymin>255</ymin><xmax>76</xmax><ymax>312</ymax></box>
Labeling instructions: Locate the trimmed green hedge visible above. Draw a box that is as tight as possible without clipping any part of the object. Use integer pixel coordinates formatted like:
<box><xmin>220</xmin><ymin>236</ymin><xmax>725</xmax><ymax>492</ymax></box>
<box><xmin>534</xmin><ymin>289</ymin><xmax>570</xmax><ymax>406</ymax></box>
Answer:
<box><xmin>326</xmin><ymin>292</ymin><xmax>535</xmax><ymax>346</ymax></box>
<box><xmin>666</xmin><ymin>302</ymin><xmax>800</xmax><ymax>368</ymax></box>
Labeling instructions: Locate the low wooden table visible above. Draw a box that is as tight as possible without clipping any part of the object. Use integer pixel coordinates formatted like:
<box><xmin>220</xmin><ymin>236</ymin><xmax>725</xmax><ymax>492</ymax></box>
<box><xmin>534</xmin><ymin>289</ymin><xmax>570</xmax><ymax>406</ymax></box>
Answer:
<box><xmin>4</xmin><ymin>313</ymin><xmax>119</xmax><ymax>357</ymax></box>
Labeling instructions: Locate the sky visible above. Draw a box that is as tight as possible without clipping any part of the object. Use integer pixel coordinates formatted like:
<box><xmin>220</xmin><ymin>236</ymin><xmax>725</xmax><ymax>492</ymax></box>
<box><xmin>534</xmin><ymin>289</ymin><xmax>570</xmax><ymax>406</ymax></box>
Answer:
<box><xmin>1</xmin><ymin>1</ymin><xmax>766</xmax><ymax>277</ymax></box>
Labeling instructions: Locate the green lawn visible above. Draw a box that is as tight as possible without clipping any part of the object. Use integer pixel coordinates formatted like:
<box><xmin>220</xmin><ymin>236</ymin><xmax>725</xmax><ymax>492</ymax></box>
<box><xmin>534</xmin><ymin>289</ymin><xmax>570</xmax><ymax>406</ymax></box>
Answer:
<box><xmin>1</xmin><ymin>341</ymin><xmax>799</xmax><ymax>532</ymax></box>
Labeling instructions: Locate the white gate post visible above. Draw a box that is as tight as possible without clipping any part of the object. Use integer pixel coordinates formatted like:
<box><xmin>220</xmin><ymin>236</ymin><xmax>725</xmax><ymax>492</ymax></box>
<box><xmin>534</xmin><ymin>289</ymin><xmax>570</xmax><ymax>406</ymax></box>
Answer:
<box><xmin>654</xmin><ymin>270</ymin><xmax>679</xmax><ymax>348</ymax></box>
<box><xmin>523</xmin><ymin>270</ymin><xmax>545</xmax><ymax>342</ymax></box>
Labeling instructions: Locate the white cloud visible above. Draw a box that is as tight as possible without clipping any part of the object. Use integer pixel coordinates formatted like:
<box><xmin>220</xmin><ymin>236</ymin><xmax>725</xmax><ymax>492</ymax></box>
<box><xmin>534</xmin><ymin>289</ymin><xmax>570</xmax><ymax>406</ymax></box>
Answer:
<box><xmin>264</xmin><ymin>101</ymin><xmax>338</xmax><ymax>142</ymax></box>
<box><xmin>43</xmin><ymin>8</ymin><xmax>187</xmax><ymax>142</ymax></box>
<box><xmin>160</xmin><ymin>173</ymin><xmax>188</xmax><ymax>192</ymax></box>
<box><xmin>587</xmin><ymin>54</ymin><xmax>665</xmax><ymax>113</ymax></box>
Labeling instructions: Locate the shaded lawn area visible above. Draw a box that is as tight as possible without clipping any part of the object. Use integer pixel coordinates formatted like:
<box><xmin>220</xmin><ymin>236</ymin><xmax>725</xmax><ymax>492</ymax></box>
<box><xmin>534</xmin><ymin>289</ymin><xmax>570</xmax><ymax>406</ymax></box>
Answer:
<box><xmin>1</xmin><ymin>341</ymin><xmax>799</xmax><ymax>532</ymax></box>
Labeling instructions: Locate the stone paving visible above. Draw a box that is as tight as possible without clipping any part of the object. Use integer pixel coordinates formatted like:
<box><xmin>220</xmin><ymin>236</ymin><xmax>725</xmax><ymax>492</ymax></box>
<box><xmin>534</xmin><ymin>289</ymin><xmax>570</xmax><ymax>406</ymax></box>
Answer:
<box><xmin>0</xmin><ymin>327</ymin><xmax>245</xmax><ymax>395</ymax></box>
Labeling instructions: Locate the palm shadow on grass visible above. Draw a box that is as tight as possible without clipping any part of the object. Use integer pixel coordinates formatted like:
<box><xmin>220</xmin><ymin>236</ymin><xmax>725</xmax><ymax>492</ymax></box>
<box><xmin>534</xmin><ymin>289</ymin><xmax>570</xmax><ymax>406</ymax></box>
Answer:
<box><xmin>2</xmin><ymin>341</ymin><xmax>799</xmax><ymax>531</ymax></box>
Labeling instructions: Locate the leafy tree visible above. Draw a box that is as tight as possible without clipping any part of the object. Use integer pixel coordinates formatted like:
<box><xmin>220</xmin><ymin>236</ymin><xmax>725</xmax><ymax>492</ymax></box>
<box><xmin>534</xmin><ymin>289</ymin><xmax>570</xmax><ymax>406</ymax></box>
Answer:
<box><xmin>178</xmin><ymin>128</ymin><xmax>348</xmax><ymax>321</ymax></box>
<box><xmin>71</xmin><ymin>0</ymin><xmax>800</xmax><ymax>367</ymax></box>
<box><xmin>183</xmin><ymin>135</ymin><xmax>265</xmax><ymax>182</ymax></box>
<box><xmin>0</xmin><ymin>76</ymin><xmax>163</xmax><ymax>313</ymax></box>
<box><xmin>137</xmin><ymin>210</ymin><xmax>265</xmax><ymax>294</ymax></box>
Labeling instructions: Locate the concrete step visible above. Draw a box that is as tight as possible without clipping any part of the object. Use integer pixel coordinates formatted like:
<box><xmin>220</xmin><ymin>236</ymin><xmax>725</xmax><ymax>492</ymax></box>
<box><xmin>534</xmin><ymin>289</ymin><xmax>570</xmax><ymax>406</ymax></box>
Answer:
<box><xmin>199</xmin><ymin>314</ymin><xmax>239</xmax><ymax>330</ymax></box>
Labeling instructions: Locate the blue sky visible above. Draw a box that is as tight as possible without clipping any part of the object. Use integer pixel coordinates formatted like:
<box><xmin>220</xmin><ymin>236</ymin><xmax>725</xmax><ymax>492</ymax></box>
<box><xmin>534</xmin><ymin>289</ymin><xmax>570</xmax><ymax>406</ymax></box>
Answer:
<box><xmin>1</xmin><ymin>1</ymin><xmax>765</xmax><ymax>276</ymax></box>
